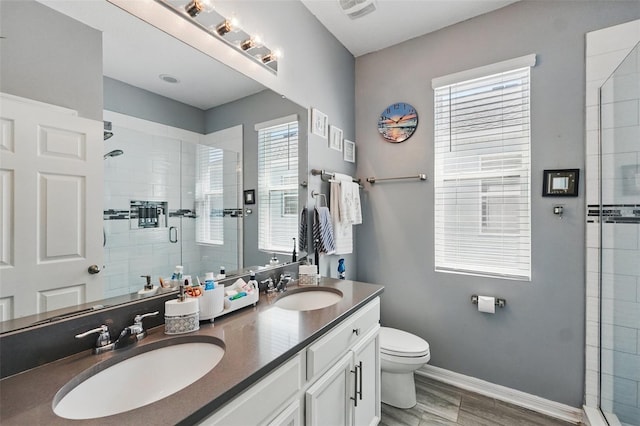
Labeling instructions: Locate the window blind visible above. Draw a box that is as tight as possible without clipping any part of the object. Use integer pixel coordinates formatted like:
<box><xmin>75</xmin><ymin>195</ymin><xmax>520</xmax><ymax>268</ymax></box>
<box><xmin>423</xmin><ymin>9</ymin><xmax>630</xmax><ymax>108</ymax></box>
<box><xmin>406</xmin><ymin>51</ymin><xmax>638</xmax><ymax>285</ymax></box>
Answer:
<box><xmin>195</xmin><ymin>144</ymin><xmax>224</xmax><ymax>245</ymax></box>
<box><xmin>257</xmin><ymin>119</ymin><xmax>299</xmax><ymax>253</ymax></box>
<box><xmin>433</xmin><ymin>65</ymin><xmax>532</xmax><ymax>281</ymax></box>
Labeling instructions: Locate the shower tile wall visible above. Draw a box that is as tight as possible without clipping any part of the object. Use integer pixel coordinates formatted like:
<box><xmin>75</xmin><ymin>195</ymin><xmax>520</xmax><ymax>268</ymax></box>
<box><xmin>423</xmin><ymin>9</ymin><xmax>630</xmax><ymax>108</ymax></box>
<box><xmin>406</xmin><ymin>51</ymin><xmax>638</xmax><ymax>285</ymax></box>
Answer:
<box><xmin>585</xmin><ymin>20</ymin><xmax>640</xmax><ymax>425</ymax></box>
<box><xmin>103</xmin><ymin>112</ymin><xmax>201</xmax><ymax>297</ymax></box>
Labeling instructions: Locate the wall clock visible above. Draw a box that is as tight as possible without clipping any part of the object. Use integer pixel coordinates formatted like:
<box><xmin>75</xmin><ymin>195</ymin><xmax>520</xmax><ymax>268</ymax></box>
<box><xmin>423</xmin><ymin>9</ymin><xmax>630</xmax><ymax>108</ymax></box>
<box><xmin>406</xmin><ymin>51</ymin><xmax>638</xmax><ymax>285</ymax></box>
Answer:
<box><xmin>377</xmin><ymin>102</ymin><xmax>418</xmax><ymax>143</ymax></box>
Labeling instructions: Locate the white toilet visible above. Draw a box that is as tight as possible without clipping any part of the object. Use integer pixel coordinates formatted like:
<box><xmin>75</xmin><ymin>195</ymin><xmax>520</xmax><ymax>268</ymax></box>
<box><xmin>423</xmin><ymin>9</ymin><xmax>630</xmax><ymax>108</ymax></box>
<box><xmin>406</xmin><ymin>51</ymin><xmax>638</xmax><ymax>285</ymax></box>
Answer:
<box><xmin>379</xmin><ymin>327</ymin><xmax>431</xmax><ymax>409</ymax></box>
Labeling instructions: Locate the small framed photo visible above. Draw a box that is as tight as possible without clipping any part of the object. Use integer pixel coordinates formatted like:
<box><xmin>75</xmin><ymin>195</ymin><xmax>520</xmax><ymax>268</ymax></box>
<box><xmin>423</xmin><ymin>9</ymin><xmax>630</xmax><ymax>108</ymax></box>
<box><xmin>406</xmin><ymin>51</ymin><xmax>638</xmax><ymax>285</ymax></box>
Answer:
<box><xmin>329</xmin><ymin>125</ymin><xmax>343</xmax><ymax>152</ymax></box>
<box><xmin>311</xmin><ymin>108</ymin><xmax>328</xmax><ymax>139</ymax></box>
<box><xmin>343</xmin><ymin>139</ymin><xmax>355</xmax><ymax>163</ymax></box>
<box><xmin>542</xmin><ymin>169</ymin><xmax>579</xmax><ymax>196</ymax></box>
<box><xmin>243</xmin><ymin>189</ymin><xmax>256</xmax><ymax>204</ymax></box>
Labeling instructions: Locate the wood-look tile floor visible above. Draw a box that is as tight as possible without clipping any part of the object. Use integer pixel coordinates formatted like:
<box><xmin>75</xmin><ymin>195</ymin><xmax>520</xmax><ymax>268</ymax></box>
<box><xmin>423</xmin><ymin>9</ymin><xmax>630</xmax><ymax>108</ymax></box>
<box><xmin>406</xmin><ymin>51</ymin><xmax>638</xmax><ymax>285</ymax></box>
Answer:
<box><xmin>380</xmin><ymin>375</ymin><xmax>579</xmax><ymax>426</ymax></box>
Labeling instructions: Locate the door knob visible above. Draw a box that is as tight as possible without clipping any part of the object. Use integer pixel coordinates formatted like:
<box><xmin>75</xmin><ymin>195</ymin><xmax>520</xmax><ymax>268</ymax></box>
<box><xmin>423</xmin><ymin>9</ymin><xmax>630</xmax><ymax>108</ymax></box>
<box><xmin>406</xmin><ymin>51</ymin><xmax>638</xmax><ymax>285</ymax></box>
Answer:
<box><xmin>88</xmin><ymin>265</ymin><xmax>101</xmax><ymax>274</ymax></box>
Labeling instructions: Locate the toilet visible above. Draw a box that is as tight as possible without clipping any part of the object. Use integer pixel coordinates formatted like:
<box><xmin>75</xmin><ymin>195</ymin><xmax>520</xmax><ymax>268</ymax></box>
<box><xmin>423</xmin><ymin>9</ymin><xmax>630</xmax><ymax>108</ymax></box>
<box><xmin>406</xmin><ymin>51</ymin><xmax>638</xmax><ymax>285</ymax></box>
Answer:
<box><xmin>379</xmin><ymin>327</ymin><xmax>431</xmax><ymax>409</ymax></box>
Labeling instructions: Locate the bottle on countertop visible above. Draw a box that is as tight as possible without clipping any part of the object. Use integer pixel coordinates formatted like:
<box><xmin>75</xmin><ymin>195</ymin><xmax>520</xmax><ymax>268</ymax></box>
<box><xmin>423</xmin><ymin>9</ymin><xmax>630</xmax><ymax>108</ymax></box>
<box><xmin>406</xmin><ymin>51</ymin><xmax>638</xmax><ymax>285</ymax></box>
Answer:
<box><xmin>171</xmin><ymin>265</ymin><xmax>184</xmax><ymax>287</ymax></box>
<box><xmin>216</xmin><ymin>266</ymin><xmax>226</xmax><ymax>280</ymax></box>
<box><xmin>269</xmin><ymin>253</ymin><xmax>279</xmax><ymax>266</ymax></box>
<box><xmin>247</xmin><ymin>270</ymin><xmax>258</xmax><ymax>293</ymax></box>
<box><xmin>204</xmin><ymin>272</ymin><xmax>216</xmax><ymax>290</ymax></box>
<box><xmin>292</xmin><ymin>238</ymin><xmax>297</xmax><ymax>262</ymax></box>
<box><xmin>337</xmin><ymin>258</ymin><xmax>346</xmax><ymax>280</ymax></box>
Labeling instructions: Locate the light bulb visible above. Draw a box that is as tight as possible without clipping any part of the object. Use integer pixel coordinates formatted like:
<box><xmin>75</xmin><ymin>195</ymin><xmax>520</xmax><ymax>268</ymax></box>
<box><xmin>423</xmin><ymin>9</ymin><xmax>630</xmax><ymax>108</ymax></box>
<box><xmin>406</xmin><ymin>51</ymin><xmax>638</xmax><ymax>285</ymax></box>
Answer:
<box><xmin>240</xmin><ymin>35</ymin><xmax>262</xmax><ymax>51</ymax></box>
<box><xmin>184</xmin><ymin>0</ymin><xmax>214</xmax><ymax>17</ymax></box>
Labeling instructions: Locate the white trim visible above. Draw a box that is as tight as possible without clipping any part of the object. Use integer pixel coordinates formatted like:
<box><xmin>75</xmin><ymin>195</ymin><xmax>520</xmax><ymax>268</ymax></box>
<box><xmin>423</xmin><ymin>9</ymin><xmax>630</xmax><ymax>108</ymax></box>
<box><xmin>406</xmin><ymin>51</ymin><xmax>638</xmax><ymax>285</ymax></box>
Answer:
<box><xmin>417</xmin><ymin>365</ymin><xmax>583</xmax><ymax>425</ymax></box>
<box><xmin>254</xmin><ymin>114</ymin><xmax>298</xmax><ymax>131</ymax></box>
<box><xmin>0</xmin><ymin>92</ymin><xmax>78</xmax><ymax>116</ymax></box>
<box><xmin>431</xmin><ymin>54</ymin><xmax>536</xmax><ymax>89</ymax></box>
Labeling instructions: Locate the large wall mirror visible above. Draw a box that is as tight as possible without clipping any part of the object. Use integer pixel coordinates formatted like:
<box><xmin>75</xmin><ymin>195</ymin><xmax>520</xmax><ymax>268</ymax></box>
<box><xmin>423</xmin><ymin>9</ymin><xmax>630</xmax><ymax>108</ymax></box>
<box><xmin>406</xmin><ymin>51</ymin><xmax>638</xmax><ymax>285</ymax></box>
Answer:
<box><xmin>0</xmin><ymin>0</ymin><xmax>309</xmax><ymax>331</ymax></box>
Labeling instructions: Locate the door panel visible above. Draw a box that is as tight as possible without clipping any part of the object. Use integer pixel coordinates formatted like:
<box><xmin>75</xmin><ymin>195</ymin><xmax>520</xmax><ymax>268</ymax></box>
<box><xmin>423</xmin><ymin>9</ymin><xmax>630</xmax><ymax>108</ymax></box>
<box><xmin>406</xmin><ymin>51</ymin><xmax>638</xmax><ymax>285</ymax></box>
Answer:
<box><xmin>0</xmin><ymin>95</ymin><xmax>103</xmax><ymax>319</ymax></box>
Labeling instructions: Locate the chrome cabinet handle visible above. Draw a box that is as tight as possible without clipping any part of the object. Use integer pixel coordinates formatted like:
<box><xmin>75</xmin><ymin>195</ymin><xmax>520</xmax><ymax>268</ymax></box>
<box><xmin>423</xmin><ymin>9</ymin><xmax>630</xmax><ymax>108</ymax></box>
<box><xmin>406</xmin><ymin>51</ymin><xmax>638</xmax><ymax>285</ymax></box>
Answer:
<box><xmin>88</xmin><ymin>264</ymin><xmax>101</xmax><ymax>274</ymax></box>
<box><xmin>358</xmin><ymin>361</ymin><xmax>363</xmax><ymax>400</ymax></box>
<box><xmin>352</xmin><ymin>328</ymin><xmax>361</xmax><ymax>336</ymax></box>
<box><xmin>350</xmin><ymin>363</ymin><xmax>360</xmax><ymax>407</ymax></box>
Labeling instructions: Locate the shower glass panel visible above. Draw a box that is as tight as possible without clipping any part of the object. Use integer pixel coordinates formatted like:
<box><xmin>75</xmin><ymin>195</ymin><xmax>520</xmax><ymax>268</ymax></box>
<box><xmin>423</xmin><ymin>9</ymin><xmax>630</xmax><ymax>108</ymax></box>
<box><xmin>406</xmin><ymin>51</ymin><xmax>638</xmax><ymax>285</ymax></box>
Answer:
<box><xmin>598</xmin><ymin>41</ymin><xmax>640</xmax><ymax>426</ymax></box>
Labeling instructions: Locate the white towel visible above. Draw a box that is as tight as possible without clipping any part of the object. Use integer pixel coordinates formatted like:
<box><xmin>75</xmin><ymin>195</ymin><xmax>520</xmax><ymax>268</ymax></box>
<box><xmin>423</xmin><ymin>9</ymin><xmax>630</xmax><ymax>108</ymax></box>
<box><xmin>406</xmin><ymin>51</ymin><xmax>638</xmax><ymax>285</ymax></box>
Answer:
<box><xmin>330</xmin><ymin>181</ymin><xmax>352</xmax><ymax>254</ymax></box>
<box><xmin>333</xmin><ymin>173</ymin><xmax>362</xmax><ymax>225</ymax></box>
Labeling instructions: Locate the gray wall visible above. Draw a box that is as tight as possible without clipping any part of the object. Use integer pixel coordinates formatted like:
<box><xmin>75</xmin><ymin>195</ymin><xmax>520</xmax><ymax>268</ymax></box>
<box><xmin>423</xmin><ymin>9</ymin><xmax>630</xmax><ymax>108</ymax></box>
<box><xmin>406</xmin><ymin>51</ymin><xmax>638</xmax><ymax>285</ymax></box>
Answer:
<box><xmin>0</xmin><ymin>0</ymin><xmax>103</xmax><ymax>120</ymax></box>
<box><xmin>104</xmin><ymin>77</ymin><xmax>205</xmax><ymax>134</ymax></box>
<box><xmin>205</xmin><ymin>90</ymin><xmax>308</xmax><ymax>267</ymax></box>
<box><xmin>354</xmin><ymin>1</ymin><xmax>640</xmax><ymax>407</ymax></box>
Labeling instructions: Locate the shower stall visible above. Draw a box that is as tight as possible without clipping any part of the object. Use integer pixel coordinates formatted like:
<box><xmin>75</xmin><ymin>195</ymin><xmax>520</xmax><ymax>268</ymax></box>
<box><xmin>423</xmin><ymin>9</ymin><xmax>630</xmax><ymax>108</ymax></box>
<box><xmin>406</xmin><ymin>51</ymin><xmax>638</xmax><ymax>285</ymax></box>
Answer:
<box><xmin>597</xmin><ymin>41</ymin><xmax>640</xmax><ymax>426</ymax></box>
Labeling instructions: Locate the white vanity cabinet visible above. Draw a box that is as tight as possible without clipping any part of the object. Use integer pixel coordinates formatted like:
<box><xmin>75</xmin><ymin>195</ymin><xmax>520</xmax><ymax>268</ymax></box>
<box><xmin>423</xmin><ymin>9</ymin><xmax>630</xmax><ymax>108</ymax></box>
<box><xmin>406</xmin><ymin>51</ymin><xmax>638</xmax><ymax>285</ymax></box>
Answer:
<box><xmin>198</xmin><ymin>297</ymin><xmax>380</xmax><ymax>426</ymax></box>
<box><xmin>305</xmin><ymin>298</ymin><xmax>381</xmax><ymax>426</ymax></box>
<box><xmin>199</xmin><ymin>353</ymin><xmax>304</xmax><ymax>426</ymax></box>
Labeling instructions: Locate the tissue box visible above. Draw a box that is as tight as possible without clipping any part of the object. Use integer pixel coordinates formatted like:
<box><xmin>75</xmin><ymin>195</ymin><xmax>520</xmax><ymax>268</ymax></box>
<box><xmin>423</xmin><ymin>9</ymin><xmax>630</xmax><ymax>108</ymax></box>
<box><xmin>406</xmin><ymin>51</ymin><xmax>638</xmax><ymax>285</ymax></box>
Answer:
<box><xmin>299</xmin><ymin>265</ymin><xmax>318</xmax><ymax>286</ymax></box>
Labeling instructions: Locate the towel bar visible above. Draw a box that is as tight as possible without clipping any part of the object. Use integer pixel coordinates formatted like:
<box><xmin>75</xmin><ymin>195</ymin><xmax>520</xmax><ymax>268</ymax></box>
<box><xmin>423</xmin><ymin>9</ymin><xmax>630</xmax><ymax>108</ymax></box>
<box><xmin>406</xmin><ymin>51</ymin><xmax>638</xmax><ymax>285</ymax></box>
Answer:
<box><xmin>366</xmin><ymin>174</ymin><xmax>427</xmax><ymax>184</ymax></box>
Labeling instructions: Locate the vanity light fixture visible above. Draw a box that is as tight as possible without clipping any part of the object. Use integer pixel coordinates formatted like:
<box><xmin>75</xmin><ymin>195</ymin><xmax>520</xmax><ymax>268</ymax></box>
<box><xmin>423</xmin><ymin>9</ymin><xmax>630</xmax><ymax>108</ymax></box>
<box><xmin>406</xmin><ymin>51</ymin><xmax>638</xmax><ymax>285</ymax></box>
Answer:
<box><xmin>155</xmin><ymin>0</ymin><xmax>279</xmax><ymax>74</ymax></box>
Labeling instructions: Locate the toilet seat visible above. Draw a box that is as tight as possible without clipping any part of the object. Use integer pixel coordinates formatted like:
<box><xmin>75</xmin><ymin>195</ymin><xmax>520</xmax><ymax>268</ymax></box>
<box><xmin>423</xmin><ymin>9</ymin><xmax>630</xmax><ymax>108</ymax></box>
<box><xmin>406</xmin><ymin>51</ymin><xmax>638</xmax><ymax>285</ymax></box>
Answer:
<box><xmin>380</xmin><ymin>327</ymin><xmax>429</xmax><ymax>358</ymax></box>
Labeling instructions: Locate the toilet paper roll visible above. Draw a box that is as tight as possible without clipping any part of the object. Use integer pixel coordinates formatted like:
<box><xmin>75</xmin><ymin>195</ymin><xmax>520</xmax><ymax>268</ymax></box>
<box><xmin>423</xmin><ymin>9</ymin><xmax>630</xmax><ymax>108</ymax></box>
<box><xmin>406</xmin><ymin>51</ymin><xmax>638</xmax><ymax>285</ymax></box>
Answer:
<box><xmin>478</xmin><ymin>296</ymin><xmax>495</xmax><ymax>314</ymax></box>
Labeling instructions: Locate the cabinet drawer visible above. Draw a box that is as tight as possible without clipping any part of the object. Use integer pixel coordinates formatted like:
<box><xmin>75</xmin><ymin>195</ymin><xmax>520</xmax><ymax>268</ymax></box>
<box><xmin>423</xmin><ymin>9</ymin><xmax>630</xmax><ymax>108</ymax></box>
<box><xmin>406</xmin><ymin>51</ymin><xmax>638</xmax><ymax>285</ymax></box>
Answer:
<box><xmin>200</xmin><ymin>353</ymin><xmax>303</xmax><ymax>425</ymax></box>
<box><xmin>306</xmin><ymin>297</ymin><xmax>379</xmax><ymax>381</ymax></box>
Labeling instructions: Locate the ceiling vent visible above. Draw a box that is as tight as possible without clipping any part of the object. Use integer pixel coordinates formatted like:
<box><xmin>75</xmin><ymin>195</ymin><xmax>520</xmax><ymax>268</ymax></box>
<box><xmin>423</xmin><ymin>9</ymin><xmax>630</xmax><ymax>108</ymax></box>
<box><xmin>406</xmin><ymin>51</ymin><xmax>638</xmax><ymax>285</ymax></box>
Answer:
<box><xmin>338</xmin><ymin>0</ymin><xmax>377</xmax><ymax>19</ymax></box>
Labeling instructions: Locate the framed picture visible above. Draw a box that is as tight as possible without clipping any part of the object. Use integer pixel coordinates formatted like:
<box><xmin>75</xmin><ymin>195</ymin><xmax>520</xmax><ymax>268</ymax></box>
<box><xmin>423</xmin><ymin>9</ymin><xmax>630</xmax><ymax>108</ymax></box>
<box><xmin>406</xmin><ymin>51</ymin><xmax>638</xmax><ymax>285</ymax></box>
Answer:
<box><xmin>542</xmin><ymin>169</ymin><xmax>579</xmax><ymax>196</ymax></box>
<box><xmin>311</xmin><ymin>108</ymin><xmax>328</xmax><ymax>139</ymax></box>
<box><xmin>329</xmin><ymin>125</ymin><xmax>343</xmax><ymax>152</ymax></box>
<box><xmin>343</xmin><ymin>139</ymin><xmax>355</xmax><ymax>163</ymax></box>
<box><xmin>243</xmin><ymin>189</ymin><xmax>256</xmax><ymax>204</ymax></box>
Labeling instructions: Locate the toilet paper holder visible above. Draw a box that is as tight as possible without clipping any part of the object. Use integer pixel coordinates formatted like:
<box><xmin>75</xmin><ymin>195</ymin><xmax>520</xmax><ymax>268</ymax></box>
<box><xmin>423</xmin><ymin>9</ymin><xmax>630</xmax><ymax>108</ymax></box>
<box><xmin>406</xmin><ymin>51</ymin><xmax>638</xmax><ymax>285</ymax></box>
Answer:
<box><xmin>471</xmin><ymin>295</ymin><xmax>506</xmax><ymax>308</ymax></box>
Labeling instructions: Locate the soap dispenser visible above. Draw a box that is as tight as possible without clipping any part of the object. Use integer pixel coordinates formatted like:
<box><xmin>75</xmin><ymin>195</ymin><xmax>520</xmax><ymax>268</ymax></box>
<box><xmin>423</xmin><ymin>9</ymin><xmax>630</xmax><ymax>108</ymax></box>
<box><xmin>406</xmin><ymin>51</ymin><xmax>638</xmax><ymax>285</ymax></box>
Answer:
<box><xmin>137</xmin><ymin>275</ymin><xmax>158</xmax><ymax>296</ymax></box>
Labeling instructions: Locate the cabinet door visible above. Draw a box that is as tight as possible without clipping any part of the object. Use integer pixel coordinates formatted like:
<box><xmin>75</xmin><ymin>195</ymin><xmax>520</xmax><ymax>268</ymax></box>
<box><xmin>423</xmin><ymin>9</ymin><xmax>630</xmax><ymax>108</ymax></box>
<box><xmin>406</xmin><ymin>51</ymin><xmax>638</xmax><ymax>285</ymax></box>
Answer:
<box><xmin>306</xmin><ymin>352</ymin><xmax>354</xmax><ymax>426</ymax></box>
<box><xmin>267</xmin><ymin>399</ymin><xmax>301</xmax><ymax>426</ymax></box>
<box><xmin>352</xmin><ymin>325</ymin><xmax>380</xmax><ymax>426</ymax></box>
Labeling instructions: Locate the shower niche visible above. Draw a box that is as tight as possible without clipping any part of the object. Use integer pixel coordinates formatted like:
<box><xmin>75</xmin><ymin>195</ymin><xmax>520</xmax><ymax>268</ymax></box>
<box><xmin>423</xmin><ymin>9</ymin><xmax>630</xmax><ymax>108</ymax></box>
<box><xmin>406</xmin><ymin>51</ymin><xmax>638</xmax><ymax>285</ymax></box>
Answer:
<box><xmin>129</xmin><ymin>200</ymin><xmax>168</xmax><ymax>229</ymax></box>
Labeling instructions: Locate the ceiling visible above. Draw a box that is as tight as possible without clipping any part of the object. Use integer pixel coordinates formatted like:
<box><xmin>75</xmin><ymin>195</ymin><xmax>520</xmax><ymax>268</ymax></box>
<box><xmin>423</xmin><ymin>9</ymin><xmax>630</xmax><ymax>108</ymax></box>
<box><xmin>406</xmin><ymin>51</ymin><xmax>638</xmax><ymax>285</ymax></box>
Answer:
<box><xmin>38</xmin><ymin>0</ymin><xmax>518</xmax><ymax>109</ymax></box>
<box><xmin>38</xmin><ymin>0</ymin><xmax>266</xmax><ymax>110</ymax></box>
<box><xmin>300</xmin><ymin>0</ymin><xmax>519</xmax><ymax>57</ymax></box>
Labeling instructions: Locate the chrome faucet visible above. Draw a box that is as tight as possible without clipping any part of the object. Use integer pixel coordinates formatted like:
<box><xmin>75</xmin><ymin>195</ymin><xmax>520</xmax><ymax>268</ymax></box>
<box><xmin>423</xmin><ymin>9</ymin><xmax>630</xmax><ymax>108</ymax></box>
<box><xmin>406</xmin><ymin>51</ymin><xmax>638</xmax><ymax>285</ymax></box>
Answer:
<box><xmin>75</xmin><ymin>311</ymin><xmax>158</xmax><ymax>354</ymax></box>
<box><xmin>276</xmin><ymin>273</ymin><xmax>292</xmax><ymax>292</ymax></box>
<box><xmin>75</xmin><ymin>324</ymin><xmax>113</xmax><ymax>354</ymax></box>
<box><xmin>261</xmin><ymin>277</ymin><xmax>275</xmax><ymax>295</ymax></box>
<box><xmin>114</xmin><ymin>311</ymin><xmax>159</xmax><ymax>348</ymax></box>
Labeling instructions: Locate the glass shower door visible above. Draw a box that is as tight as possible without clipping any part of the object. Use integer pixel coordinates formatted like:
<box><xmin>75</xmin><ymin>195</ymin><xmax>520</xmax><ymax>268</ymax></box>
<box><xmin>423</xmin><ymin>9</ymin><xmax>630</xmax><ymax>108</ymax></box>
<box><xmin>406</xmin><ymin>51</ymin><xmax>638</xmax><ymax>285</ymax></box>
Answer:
<box><xmin>598</xmin><ymin>41</ymin><xmax>640</xmax><ymax>426</ymax></box>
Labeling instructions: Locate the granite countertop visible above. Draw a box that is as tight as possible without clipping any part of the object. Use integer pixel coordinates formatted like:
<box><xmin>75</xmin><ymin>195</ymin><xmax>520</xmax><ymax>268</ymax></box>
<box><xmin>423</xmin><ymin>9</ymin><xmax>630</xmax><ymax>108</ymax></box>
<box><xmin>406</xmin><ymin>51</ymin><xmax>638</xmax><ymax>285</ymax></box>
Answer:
<box><xmin>0</xmin><ymin>278</ymin><xmax>384</xmax><ymax>425</ymax></box>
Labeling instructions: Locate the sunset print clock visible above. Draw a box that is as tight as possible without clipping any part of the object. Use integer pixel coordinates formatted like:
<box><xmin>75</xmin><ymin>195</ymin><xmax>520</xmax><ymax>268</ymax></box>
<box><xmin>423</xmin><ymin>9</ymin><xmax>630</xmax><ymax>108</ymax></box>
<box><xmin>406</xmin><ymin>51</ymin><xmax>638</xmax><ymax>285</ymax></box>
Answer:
<box><xmin>377</xmin><ymin>102</ymin><xmax>418</xmax><ymax>143</ymax></box>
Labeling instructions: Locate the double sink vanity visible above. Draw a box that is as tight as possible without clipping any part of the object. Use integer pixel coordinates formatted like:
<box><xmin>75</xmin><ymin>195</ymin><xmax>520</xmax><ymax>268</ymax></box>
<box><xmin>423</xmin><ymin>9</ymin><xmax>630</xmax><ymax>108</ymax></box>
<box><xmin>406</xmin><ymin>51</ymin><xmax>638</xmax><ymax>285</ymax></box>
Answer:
<box><xmin>0</xmin><ymin>277</ymin><xmax>383</xmax><ymax>425</ymax></box>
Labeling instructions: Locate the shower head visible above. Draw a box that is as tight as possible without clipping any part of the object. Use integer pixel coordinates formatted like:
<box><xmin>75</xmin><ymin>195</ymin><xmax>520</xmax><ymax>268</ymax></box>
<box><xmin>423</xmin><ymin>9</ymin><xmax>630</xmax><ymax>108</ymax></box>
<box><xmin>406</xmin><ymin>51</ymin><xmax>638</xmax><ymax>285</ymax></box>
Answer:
<box><xmin>103</xmin><ymin>149</ymin><xmax>124</xmax><ymax>159</ymax></box>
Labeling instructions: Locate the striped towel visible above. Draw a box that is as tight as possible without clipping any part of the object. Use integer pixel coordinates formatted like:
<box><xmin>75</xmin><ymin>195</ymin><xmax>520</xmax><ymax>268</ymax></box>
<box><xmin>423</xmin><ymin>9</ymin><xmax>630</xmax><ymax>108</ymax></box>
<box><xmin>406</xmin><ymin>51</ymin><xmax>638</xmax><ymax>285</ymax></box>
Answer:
<box><xmin>299</xmin><ymin>207</ymin><xmax>308</xmax><ymax>252</ymax></box>
<box><xmin>313</xmin><ymin>206</ymin><xmax>336</xmax><ymax>254</ymax></box>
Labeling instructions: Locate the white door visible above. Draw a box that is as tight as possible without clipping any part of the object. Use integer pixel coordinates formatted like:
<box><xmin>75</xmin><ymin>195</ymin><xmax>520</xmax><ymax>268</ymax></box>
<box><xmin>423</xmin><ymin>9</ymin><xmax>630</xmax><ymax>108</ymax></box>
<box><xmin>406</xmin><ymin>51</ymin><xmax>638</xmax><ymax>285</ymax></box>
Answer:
<box><xmin>306</xmin><ymin>352</ymin><xmax>354</xmax><ymax>426</ymax></box>
<box><xmin>0</xmin><ymin>94</ymin><xmax>103</xmax><ymax>320</ymax></box>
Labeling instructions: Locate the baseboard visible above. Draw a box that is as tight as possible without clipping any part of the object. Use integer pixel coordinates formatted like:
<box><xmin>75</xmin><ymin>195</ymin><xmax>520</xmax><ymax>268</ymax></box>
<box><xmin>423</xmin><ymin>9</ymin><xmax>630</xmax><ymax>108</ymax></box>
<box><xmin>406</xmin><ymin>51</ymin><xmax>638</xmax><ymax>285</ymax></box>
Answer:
<box><xmin>416</xmin><ymin>365</ymin><xmax>583</xmax><ymax>425</ymax></box>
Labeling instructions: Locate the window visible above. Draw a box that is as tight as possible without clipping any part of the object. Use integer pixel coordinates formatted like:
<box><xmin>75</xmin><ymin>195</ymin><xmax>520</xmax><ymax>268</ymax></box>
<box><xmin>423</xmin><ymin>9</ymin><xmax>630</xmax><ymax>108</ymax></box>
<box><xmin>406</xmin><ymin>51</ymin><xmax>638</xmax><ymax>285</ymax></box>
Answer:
<box><xmin>195</xmin><ymin>145</ymin><xmax>224</xmax><ymax>245</ymax></box>
<box><xmin>256</xmin><ymin>115</ymin><xmax>299</xmax><ymax>253</ymax></box>
<box><xmin>433</xmin><ymin>55</ymin><xmax>535</xmax><ymax>280</ymax></box>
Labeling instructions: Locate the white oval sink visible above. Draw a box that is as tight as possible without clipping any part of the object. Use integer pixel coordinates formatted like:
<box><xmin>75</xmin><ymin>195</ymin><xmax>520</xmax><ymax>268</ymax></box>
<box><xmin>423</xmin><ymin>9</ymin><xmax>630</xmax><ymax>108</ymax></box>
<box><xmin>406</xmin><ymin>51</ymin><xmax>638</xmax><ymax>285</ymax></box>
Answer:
<box><xmin>53</xmin><ymin>338</ymin><xmax>224</xmax><ymax>420</ymax></box>
<box><xmin>275</xmin><ymin>287</ymin><xmax>343</xmax><ymax>311</ymax></box>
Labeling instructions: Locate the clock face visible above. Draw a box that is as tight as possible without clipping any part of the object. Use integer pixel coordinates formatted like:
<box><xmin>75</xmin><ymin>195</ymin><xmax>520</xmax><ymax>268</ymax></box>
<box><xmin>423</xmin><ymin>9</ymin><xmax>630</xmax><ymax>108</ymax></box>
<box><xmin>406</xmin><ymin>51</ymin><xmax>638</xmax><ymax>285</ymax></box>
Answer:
<box><xmin>377</xmin><ymin>102</ymin><xmax>418</xmax><ymax>143</ymax></box>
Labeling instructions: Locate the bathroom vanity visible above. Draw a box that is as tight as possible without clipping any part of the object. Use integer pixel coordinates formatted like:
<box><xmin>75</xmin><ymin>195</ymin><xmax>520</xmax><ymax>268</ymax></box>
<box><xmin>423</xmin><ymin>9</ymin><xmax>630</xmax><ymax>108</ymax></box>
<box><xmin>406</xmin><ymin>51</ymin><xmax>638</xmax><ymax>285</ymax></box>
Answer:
<box><xmin>0</xmin><ymin>278</ymin><xmax>383</xmax><ymax>425</ymax></box>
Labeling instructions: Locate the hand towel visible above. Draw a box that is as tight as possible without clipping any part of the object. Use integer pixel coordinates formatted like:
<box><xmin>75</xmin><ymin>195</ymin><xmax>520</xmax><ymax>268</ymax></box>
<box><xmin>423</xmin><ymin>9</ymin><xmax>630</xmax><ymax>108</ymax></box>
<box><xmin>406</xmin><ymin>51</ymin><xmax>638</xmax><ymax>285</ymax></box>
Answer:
<box><xmin>298</xmin><ymin>207</ymin><xmax>308</xmax><ymax>252</ymax></box>
<box><xmin>333</xmin><ymin>173</ymin><xmax>362</xmax><ymax>225</ymax></box>
<box><xmin>330</xmin><ymin>181</ymin><xmax>352</xmax><ymax>254</ymax></box>
<box><xmin>313</xmin><ymin>206</ymin><xmax>336</xmax><ymax>254</ymax></box>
